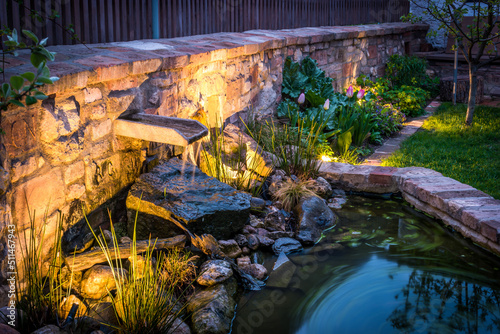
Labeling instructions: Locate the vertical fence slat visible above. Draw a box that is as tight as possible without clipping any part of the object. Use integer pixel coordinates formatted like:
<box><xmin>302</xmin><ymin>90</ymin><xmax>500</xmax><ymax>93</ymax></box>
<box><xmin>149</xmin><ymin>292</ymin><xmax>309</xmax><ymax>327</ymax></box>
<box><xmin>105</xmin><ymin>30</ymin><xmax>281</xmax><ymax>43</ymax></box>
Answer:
<box><xmin>4</xmin><ymin>0</ymin><xmax>409</xmax><ymax>45</ymax></box>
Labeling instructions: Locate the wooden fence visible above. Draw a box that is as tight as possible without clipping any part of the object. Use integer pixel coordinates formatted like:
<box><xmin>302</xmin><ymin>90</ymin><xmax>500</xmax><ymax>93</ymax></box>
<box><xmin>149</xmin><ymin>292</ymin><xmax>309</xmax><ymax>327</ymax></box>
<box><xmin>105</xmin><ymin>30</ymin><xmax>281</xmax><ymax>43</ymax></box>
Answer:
<box><xmin>1</xmin><ymin>0</ymin><xmax>410</xmax><ymax>46</ymax></box>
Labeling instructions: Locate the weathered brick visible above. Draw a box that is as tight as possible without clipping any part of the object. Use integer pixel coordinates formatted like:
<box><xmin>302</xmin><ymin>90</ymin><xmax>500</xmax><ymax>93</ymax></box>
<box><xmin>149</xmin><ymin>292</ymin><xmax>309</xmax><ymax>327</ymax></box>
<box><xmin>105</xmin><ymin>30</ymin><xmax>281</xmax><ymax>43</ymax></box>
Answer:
<box><xmin>44</xmin><ymin>62</ymin><xmax>90</xmax><ymax>94</ymax></box>
<box><xmin>444</xmin><ymin>196</ymin><xmax>499</xmax><ymax>220</ymax></box>
<box><xmin>74</xmin><ymin>55</ymin><xmax>129</xmax><ymax>83</ymax></box>
<box><xmin>461</xmin><ymin>209</ymin><xmax>500</xmax><ymax>232</ymax></box>
<box><xmin>481</xmin><ymin>219</ymin><xmax>500</xmax><ymax>243</ymax></box>
<box><xmin>341</xmin><ymin>165</ymin><xmax>375</xmax><ymax>186</ymax></box>
<box><xmin>312</xmin><ymin>50</ymin><xmax>328</xmax><ymax>66</ymax></box>
<box><xmin>106</xmin><ymin>76</ymin><xmax>143</xmax><ymax>91</ymax></box>
<box><xmin>91</xmin><ymin>119</ymin><xmax>113</xmax><ymax>141</ymax></box>
<box><xmin>226</xmin><ymin>77</ymin><xmax>244</xmax><ymax>100</ymax></box>
<box><xmin>2</xmin><ymin>111</ymin><xmax>38</xmax><ymax>157</ymax></box>
<box><xmin>89</xmin><ymin>104</ymin><xmax>107</xmax><ymax>120</ymax></box>
<box><xmin>67</xmin><ymin>183</ymin><xmax>86</xmax><ymax>200</ymax></box>
<box><xmin>64</xmin><ymin>160</ymin><xmax>85</xmax><ymax>185</ymax></box>
<box><xmin>39</xmin><ymin>97</ymin><xmax>81</xmax><ymax>142</ymax></box>
<box><xmin>12</xmin><ymin>169</ymin><xmax>65</xmax><ymax>228</ymax></box>
<box><xmin>368</xmin><ymin>166</ymin><xmax>397</xmax><ymax>186</ymax></box>
<box><xmin>342</xmin><ymin>62</ymin><xmax>353</xmax><ymax>77</ymax></box>
<box><xmin>11</xmin><ymin>156</ymin><xmax>44</xmax><ymax>183</ymax></box>
<box><xmin>400</xmin><ymin>177</ymin><xmax>457</xmax><ymax>197</ymax></box>
<box><xmin>158</xmin><ymin>87</ymin><xmax>179</xmax><ymax>117</ymax></box>
<box><xmin>84</xmin><ymin>87</ymin><xmax>103</xmax><ymax>103</ymax></box>
<box><xmin>392</xmin><ymin>167</ymin><xmax>443</xmax><ymax>187</ymax></box>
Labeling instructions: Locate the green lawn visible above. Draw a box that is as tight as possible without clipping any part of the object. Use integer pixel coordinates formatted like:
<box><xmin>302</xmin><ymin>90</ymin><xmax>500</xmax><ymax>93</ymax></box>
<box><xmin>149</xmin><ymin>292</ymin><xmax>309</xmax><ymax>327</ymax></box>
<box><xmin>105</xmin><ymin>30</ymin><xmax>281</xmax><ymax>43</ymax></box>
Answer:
<box><xmin>382</xmin><ymin>103</ymin><xmax>500</xmax><ymax>199</ymax></box>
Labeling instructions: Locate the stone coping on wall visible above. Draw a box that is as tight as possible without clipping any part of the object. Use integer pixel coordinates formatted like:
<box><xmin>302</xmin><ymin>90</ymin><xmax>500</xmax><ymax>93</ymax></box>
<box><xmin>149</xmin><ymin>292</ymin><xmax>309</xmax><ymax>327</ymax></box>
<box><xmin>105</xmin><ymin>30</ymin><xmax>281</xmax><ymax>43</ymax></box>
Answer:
<box><xmin>319</xmin><ymin>163</ymin><xmax>500</xmax><ymax>256</ymax></box>
<box><xmin>3</xmin><ymin>22</ymin><xmax>429</xmax><ymax>96</ymax></box>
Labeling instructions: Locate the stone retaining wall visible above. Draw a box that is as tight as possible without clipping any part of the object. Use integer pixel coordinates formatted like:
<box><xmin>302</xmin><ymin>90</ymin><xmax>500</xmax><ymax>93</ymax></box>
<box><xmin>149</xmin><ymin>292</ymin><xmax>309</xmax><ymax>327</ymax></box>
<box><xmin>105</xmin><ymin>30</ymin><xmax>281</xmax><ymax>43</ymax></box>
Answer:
<box><xmin>0</xmin><ymin>22</ymin><xmax>429</xmax><ymax>232</ymax></box>
<box><xmin>319</xmin><ymin>163</ymin><xmax>500</xmax><ymax>256</ymax></box>
<box><xmin>0</xmin><ymin>22</ymin><xmax>429</xmax><ymax>299</ymax></box>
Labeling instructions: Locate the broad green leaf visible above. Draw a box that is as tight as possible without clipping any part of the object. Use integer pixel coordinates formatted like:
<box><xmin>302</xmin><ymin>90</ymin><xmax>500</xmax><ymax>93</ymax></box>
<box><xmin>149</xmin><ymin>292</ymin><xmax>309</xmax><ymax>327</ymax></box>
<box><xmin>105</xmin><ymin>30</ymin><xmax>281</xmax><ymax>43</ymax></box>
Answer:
<box><xmin>337</xmin><ymin>127</ymin><xmax>353</xmax><ymax>154</ymax></box>
<box><xmin>41</xmin><ymin>66</ymin><xmax>50</xmax><ymax>77</ymax></box>
<box><xmin>31</xmin><ymin>52</ymin><xmax>46</xmax><ymax>68</ymax></box>
<box><xmin>2</xmin><ymin>83</ymin><xmax>10</xmax><ymax>97</ymax></box>
<box><xmin>10</xmin><ymin>76</ymin><xmax>25</xmax><ymax>91</ymax></box>
<box><xmin>8</xmin><ymin>99</ymin><xmax>25</xmax><ymax>107</ymax></box>
<box><xmin>20</xmin><ymin>72</ymin><xmax>36</xmax><ymax>82</ymax></box>
<box><xmin>25</xmin><ymin>95</ymin><xmax>38</xmax><ymax>105</ymax></box>
<box><xmin>22</xmin><ymin>30</ymin><xmax>39</xmax><ymax>44</ymax></box>
<box><xmin>34</xmin><ymin>92</ymin><xmax>48</xmax><ymax>100</ymax></box>
<box><xmin>37</xmin><ymin>76</ymin><xmax>54</xmax><ymax>84</ymax></box>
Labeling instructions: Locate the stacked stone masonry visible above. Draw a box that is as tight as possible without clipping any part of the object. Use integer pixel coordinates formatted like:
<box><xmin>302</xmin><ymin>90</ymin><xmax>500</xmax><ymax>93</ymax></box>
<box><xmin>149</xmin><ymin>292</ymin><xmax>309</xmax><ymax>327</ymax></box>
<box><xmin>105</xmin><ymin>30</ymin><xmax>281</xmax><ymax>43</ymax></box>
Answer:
<box><xmin>0</xmin><ymin>23</ymin><xmax>429</xmax><ymax>294</ymax></box>
<box><xmin>0</xmin><ymin>22</ymin><xmax>429</xmax><ymax>233</ymax></box>
<box><xmin>319</xmin><ymin>163</ymin><xmax>500</xmax><ymax>256</ymax></box>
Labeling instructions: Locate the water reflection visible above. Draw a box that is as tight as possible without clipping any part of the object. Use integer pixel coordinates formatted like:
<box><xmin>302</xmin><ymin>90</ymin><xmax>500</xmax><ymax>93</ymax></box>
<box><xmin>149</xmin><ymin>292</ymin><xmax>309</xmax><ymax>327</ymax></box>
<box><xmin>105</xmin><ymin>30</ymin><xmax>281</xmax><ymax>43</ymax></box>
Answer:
<box><xmin>232</xmin><ymin>196</ymin><xmax>500</xmax><ymax>334</ymax></box>
<box><xmin>388</xmin><ymin>270</ymin><xmax>500</xmax><ymax>333</ymax></box>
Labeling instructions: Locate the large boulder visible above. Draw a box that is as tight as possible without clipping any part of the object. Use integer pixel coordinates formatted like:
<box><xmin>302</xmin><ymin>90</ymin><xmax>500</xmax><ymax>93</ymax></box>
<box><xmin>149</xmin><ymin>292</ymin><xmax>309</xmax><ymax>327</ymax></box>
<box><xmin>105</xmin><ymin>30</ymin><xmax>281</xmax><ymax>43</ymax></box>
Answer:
<box><xmin>272</xmin><ymin>237</ymin><xmax>303</xmax><ymax>255</ymax></box>
<box><xmin>127</xmin><ymin>158</ymin><xmax>251</xmax><ymax>240</ymax></box>
<box><xmin>188</xmin><ymin>284</ymin><xmax>236</xmax><ymax>334</ymax></box>
<box><xmin>295</xmin><ymin>196</ymin><xmax>338</xmax><ymax>245</ymax></box>
<box><xmin>80</xmin><ymin>265</ymin><xmax>127</xmax><ymax>299</ymax></box>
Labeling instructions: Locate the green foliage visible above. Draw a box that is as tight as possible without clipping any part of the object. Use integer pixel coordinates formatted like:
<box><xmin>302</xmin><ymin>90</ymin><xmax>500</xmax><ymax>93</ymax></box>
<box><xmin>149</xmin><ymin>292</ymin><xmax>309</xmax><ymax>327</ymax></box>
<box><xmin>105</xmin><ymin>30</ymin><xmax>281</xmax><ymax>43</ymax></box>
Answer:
<box><xmin>281</xmin><ymin>56</ymin><xmax>334</xmax><ymax>100</ymax></box>
<box><xmin>278</xmin><ymin>56</ymin><xmax>339</xmax><ymax>131</ymax></box>
<box><xmin>385</xmin><ymin>54</ymin><xmax>439</xmax><ymax>96</ymax></box>
<box><xmin>200</xmin><ymin>124</ymin><xmax>268</xmax><ymax>196</ymax></box>
<box><xmin>357</xmin><ymin>74</ymin><xmax>430</xmax><ymax>118</ymax></box>
<box><xmin>1</xmin><ymin>29</ymin><xmax>58</xmax><ymax>132</ymax></box>
<box><xmin>400</xmin><ymin>13</ymin><xmax>423</xmax><ymax>24</ymax></box>
<box><xmin>381</xmin><ymin>85</ymin><xmax>429</xmax><ymax>117</ymax></box>
<box><xmin>382</xmin><ymin>103</ymin><xmax>500</xmax><ymax>199</ymax></box>
<box><xmin>245</xmin><ymin>118</ymin><xmax>323</xmax><ymax>179</ymax></box>
<box><xmin>335</xmin><ymin>102</ymin><xmax>376</xmax><ymax>147</ymax></box>
<box><xmin>336</xmin><ymin>127</ymin><xmax>353</xmax><ymax>154</ymax></box>
<box><xmin>371</xmin><ymin>103</ymin><xmax>407</xmax><ymax>143</ymax></box>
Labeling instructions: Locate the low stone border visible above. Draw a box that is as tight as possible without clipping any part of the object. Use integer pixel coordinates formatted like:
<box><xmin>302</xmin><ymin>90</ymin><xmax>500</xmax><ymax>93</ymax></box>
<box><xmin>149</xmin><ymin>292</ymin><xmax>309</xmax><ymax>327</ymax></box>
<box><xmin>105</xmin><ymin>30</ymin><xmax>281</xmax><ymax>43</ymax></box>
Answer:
<box><xmin>363</xmin><ymin>101</ymin><xmax>442</xmax><ymax>166</ymax></box>
<box><xmin>319</xmin><ymin>163</ymin><xmax>500</xmax><ymax>256</ymax></box>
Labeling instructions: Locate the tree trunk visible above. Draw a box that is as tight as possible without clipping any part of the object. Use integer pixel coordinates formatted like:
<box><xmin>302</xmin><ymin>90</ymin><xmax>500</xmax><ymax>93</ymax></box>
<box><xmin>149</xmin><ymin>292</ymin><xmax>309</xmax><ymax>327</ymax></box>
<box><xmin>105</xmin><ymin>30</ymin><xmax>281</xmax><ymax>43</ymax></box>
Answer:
<box><xmin>465</xmin><ymin>65</ymin><xmax>478</xmax><ymax>126</ymax></box>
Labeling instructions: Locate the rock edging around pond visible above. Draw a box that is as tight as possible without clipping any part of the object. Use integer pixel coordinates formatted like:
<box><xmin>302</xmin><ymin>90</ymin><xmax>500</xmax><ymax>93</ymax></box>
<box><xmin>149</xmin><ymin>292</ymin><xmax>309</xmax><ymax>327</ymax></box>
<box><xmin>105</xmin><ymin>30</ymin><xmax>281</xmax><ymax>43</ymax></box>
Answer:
<box><xmin>319</xmin><ymin>163</ymin><xmax>500</xmax><ymax>256</ymax></box>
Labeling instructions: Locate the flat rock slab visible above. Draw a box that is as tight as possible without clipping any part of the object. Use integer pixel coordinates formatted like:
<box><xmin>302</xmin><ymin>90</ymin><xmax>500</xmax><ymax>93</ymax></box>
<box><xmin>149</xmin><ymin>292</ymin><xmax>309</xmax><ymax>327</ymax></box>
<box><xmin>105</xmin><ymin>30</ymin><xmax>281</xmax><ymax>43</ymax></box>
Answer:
<box><xmin>127</xmin><ymin>158</ymin><xmax>251</xmax><ymax>240</ymax></box>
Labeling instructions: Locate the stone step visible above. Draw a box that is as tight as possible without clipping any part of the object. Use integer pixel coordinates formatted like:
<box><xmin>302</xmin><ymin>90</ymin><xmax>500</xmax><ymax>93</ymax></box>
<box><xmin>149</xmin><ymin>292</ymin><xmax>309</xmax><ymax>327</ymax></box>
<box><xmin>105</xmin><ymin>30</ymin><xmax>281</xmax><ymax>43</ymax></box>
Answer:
<box><xmin>114</xmin><ymin>113</ymin><xmax>208</xmax><ymax>146</ymax></box>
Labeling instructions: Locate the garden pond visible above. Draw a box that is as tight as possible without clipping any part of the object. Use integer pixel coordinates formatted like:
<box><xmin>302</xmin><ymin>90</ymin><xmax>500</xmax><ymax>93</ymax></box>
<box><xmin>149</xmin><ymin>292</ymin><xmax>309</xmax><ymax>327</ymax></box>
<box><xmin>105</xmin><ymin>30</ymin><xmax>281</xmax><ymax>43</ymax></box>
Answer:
<box><xmin>232</xmin><ymin>196</ymin><xmax>500</xmax><ymax>334</ymax></box>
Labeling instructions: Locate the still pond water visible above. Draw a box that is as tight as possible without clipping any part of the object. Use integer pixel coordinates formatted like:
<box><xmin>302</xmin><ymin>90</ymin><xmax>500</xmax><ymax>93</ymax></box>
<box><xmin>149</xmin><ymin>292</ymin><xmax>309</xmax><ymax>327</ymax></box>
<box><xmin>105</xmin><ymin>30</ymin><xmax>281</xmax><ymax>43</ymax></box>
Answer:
<box><xmin>232</xmin><ymin>196</ymin><xmax>500</xmax><ymax>334</ymax></box>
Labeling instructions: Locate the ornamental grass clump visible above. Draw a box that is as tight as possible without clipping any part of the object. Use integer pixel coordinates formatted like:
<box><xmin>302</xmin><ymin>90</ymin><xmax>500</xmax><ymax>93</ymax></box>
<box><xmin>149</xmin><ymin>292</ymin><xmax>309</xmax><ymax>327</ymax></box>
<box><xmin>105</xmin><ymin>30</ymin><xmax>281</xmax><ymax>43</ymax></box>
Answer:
<box><xmin>273</xmin><ymin>179</ymin><xmax>319</xmax><ymax>212</ymax></box>
<box><xmin>14</xmin><ymin>208</ymin><xmax>68</xmax><ymax>332</ymax></box>
<box><xmin>88</xmin><ymin>209</ymin><xmax>195</xmax><ymax>334</ymax></box>
<box><xmin>200</xmin><ymin>122</ymin><xmax>269</xmax><ymax>196</ymax></box>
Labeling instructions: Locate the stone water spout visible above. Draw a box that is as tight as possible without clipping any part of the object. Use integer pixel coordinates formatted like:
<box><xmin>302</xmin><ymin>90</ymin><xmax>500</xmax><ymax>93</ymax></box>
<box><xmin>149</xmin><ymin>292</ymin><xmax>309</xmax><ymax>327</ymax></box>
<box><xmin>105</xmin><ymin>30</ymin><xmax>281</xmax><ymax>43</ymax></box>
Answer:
<box><xmin>114</xmin><ymin>113</ymin><xmax>208</xmax><ymax>146</ymax></box>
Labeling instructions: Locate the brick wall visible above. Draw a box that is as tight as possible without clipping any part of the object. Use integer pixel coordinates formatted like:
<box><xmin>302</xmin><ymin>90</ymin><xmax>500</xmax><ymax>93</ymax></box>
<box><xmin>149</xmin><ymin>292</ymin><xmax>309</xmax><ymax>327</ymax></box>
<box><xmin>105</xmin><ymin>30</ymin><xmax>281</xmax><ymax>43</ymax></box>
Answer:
<box><xmin>0</xmin><ymin>23</ymin><xmax>428</xmax><ymax>295</ymax></box>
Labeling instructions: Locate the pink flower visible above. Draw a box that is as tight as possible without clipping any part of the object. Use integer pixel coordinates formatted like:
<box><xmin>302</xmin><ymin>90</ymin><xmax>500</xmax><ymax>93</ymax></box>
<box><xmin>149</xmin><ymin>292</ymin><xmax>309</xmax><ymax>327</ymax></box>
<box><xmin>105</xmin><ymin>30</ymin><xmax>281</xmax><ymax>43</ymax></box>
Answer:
<box><xmin>298</xmin><ymin>92</ymin><xmax>305</xmax><ymax>105</ymax></box>
<box><xmin>323</xmin><ymin>99</ymin><xmax>330</xmax><ymax>110</ymax></box>
<box><xmin>357</xmin><ymin>89</ymin><xmax>365</xmax><ymax>99</ymax></box>
<box><xmin>346</xmin><ymin>85</ymin><xmax>354</xmax><ymax>98</ymax></box>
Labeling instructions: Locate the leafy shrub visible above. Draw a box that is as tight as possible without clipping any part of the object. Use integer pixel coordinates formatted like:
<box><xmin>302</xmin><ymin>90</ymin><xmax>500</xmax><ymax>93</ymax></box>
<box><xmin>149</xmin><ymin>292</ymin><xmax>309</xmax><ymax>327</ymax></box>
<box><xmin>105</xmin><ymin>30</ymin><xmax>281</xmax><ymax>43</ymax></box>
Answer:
<box><xmin>278</xmin><ymin>56</ymin><xmax>342</xmax><ymax>131</ymax></box>
<box><xmin>357</xmin><ymin>75</ymin><xmax>429</xmax><ymax>118</ymax></box>
<box><xmin>381</xmin><ymin>85</ymin><xmax>429</xmax><ymax>117</ymax></box>
<box><xmin>371</xmin><ymin>104</ymin><xmax>406</xmax><ymax>143</ymax></box>
<box><xmin>385</xmin><ymin>54</ymin><xmax>439</xmax><ymax>96</ymax></box>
